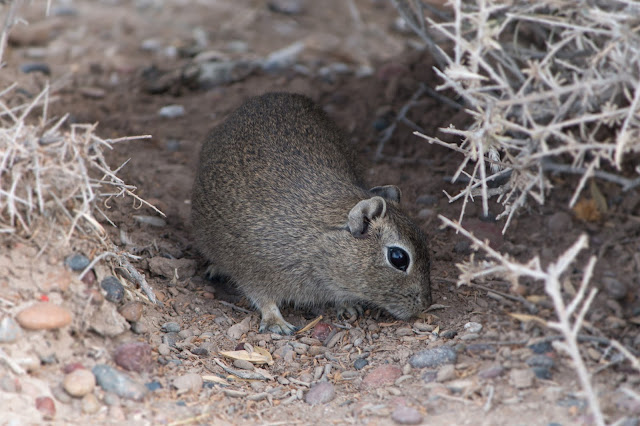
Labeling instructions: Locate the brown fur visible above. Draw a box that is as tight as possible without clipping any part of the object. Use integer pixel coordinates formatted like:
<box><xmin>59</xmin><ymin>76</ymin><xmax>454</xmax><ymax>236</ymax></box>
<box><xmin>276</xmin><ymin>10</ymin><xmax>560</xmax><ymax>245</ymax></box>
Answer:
<box><xmin>191</xmin><ymin>92</ymin><xmax>432</xmax><ymax>334</ymax></box>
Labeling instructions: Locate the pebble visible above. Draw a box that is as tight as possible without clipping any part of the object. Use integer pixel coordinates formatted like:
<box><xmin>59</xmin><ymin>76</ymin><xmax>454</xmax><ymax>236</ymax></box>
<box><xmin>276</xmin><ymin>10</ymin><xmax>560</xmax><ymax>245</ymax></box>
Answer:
<box><xmin>145</xmin><ymin>381</ymin><xmax>163</xmax><ymax>392</ymax></box>
<box><xmin>92</xmin><ymin>364</ymin><xmax>148</xmax><ymax>401</ymax></box>
<box><xmin>528</xmin><ymin>341</ymin><xmax>553</xmax><ymax>354</ymax></box>
<box><xmin>158</xmin><ymin>104</ymin><xmax>185</xmax><ymax>118</ymax></box>
<box><xmin>436</xmin><ymin>364</ymin><xmax>456</xmax><ymax>382</ymax></box>
<box><xmin>361</xmin><ymin>365</ymin><xmax>402</xmax><ymax>389</ymax></box>
<box><xmin>460</xmin><ymin>333</ymin><xmax>479</xmax><ymax>341</ymax></box>
<box><xmin>304</xmin><ymin>382</ymin><xmax>335</xmax><ymax>405</ymax></box>
<box><xmin>64</xmin><ymin>253</ymin><xmax>90</xmax><ymax>271</ymax></box>
<box><xmin>391</xmin><ymin>405</ymin><xmax>423</xmax><ymax>425</ymax></box>
<box><xmin>464</xmin><ymin>322</ymin><xmax>483</xmax><ymax>333</ymax></box>
<box><xmin>603</xmin><ymin>277</ymin><xmax>627</xmax><ymax>300</ymax></box>
<box><xmin>100</xmin><ymin>276</ymin><xmax>125</xmax><ymax>303</ymax></box>
<box><xmin>148</xmin><ymin>257</ymin><xmax>197</xmax><ymax>279</ymax></box>
<box><xmin>227</xmin><ymin>317</ymin><xmax>251</xmax><ymax>340</ymax></box>
<box><xmin>15</xmin><ymin>303</ymin><xmax>72</xmax><ymax>330</ymax></box>
<box><xmin>547</xmin><ymin>211</ymin><xmax>572</xmax><ymax>233</ymax></box>
<box><xmin>354</xmin><ymin>358</ymin><xmax>369</xmax><ymax>370</ymax></box>
<box><xmin>478</xmin><ymin>364</ymin><xmax>504</xmax><ymax>379</ymax></box>
<box><xmin>311</xmin><ymin>323</ymin><xmax>332</xmax><ymax>341</ymax></box>
<box><xmin>81</xmin><ymin>393</ymin><xmax>101</xmax><ymax>414</ymax></box>
<box><xmin>131</xmin><ymin>321</ymin><xmax>148</xmax><ymax>334</ymax></box>
<box><xmin>532</xmin><ymin>366</ymin><xmax>552</xmax><ymax>380</ymax></box>
<box><xmin>0</xmin><ymin>316</ymin><xmax>23</xmax><ymax>342</ymax></box>
<box><xmin>395</xmin><ymin>327</ymin><xmax>413</xmax><ymax>337</ymax></box>
<box><xmin>172</xmin><ymin>373</ymin><xmax>203</xmax><ymax>394</ymax></box>
<box><xmin>158</xmin><ymin>343</ymin><xmax>171</xmax><ymax>356</ymax></box>
<box><xmin>268</xmin><ymin>0</ymin><xmax>304</xmax><ymax>15</ymax></box>
<box><xmin>416</xmin><ymin>194</ymin><xmax>438</xmax><ymax>206</ymax></box>
<box><xmin>35</xmin><ymin>396</ymin><xmax>56</xmax><ymax>419</ymax></box>
<box><xmin>526</xmin><ymin>354</ymin><xmax>555</xmax><ymax>369</ymax></box>
<box><xmin>440</xmin><ymin>330</ymin><xmax>457</xmax><ymax>339</ymax></box>
<box><xmin>103</xmin><ymin>393</ymin><xmax>120</xmax><ymax>406</ymax></box>
<box><xmin>51</xmin><ymin>383</ymin><xmax>72</xmax><ymax>404</ymax></box>
<box><xmin>510</xmin><ymin>368</ymin><xmax>534</xmax><ymax>389</ymax></box>
<box><xmin>233</xmin><ymin>359</ymin><xmax>255</xmax><ymax>371</ymax></box>
<box><xmin>191</xmin><ymin>347</ymin><xmax>209</xmax><ymax>357</ymax></box>
<box><xmin>20</xmin><ymin>62</ymin><xmax>51</xmax><ymax>75</ymax></box>
<box><xmin>114</xmin><ymin>342</ymin><xmax>153</xmax><ymax>373</ymax></box>
<box><xmin>409</xmin><ymin>347</ymin><xmax>458</xmax><ymax>369</ymax></box>
<box><xmin>161</xmin><ymin>322</ymin><xmax>181</xmax><ymax>333</ymax></box>
<box><xmin>119</xmin><ymin>302</ymin><xmax>143</xmax><ymax>322</ymax></box>
<box><xmin>63</xmin><ymin>369</ymin><xmax>96</xmax><ymax>397</ymax></box>
<box><xmin>163</xmin><ymin>332</ymin><xmax>180</xmax><ymax>347</ymax></box>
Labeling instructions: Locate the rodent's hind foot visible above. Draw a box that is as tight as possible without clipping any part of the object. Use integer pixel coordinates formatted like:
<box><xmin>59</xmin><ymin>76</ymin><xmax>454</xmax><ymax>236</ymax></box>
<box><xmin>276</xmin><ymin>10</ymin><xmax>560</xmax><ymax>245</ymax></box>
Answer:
<box><xmin>336</xmin><ymin>303</ymin><xmax>364</xmax><ymax>321</ymax></box>
<box><xmin>257</xmin><ymin>302</ymin><xmax>298</xmax><ymax>335</ymax></box>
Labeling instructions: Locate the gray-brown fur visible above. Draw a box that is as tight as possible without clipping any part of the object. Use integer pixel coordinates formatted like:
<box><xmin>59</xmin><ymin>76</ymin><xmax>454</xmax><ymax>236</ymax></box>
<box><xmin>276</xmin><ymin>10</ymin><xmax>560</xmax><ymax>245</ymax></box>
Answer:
<box><xmin>191</xmin><ymin>92</ymin><xmax>432</xmax><ymax>334</ymax></box>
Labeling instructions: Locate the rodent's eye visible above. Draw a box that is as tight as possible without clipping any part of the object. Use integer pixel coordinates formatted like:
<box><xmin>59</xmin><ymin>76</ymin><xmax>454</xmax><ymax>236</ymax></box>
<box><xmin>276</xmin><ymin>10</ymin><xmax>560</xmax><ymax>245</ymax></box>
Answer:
<box><xmin>387</xmin><ymin>247</ymin><xmax>409</xmax><ymax>272</ymax></box>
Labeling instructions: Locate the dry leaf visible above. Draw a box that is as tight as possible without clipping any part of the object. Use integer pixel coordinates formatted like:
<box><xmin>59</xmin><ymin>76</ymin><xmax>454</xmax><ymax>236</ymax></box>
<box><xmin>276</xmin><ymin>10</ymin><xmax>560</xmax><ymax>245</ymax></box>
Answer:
<box><xmin>573</xmin><ymin>198</ymin><xmax>601</xmax><ymax>222</ymax></box>
<box><xmin>525</xmin><ymin>295</ymin><xmax>547</xmax><ymax>304</ymax></box>
<box><xmin>202</xmin><ymin>375</ymin><xmax>228</xmax><ymax>385</ymax></box>
<box><xmin>219</xmin><ymin>349</ymin><xmax>272</xmax><ymax>366</ymax></box>
<box><xmin>508</xmin><ymin>312</ymin><xmax>548</xmax><ymax>326</ymax></box>
<box><xmin>296</xmin><ymin>315</ymin><xmax>322</xmax><ymax>334</ymax></box>
<box><xmin>589</xmin><ymin>180</ymin><xmax>608</xmax><ymax>214</ymax></box>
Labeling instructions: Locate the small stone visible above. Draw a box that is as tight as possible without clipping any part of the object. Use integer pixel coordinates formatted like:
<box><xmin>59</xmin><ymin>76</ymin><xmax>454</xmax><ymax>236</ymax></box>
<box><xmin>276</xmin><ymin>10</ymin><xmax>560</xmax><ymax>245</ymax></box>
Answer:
<box><xmin>233</xmin><ymin>359</ymin><xmax>255</xmax><ymax>370</ymax></box>
<box><xmin>158</xmin><ymin>104</ymin><xmax>185</xmax><ymax>118</ymax></box>
<box><xmin>268</xmin><ymin>0</ymin><xmax>304</xmax><ymax>15</ymax></box>
<box><xmin>145</xmin><ymin>381</ymin><xmax>163</xmax><ymax>392</ymax></box>
<box><xmin>416</xmin><ymin>194</ymin><xmax>438</xmax><ymax>206</ymax></box>
<box><xmin>92</xmin><ymin>364</ymin><xmax>148</xmax><ymax>401</ymax></box>
<box><xmin>20</xmin><ymin>62</ymin><xmax>51</xmax><ymax>75</ymax></box>
<box><xmin>464</xmin><ymin>322</ymin><xmax>483</xmax><ymax>333</ymax></box>
<box><xmin>162</xmin><ymin>322</ymin><xmax>181</xmax><ymax>333</ymax></box>
<box><xmin>148</xmin><ymin>257</ymin><xmax>197</xmax><ymax>279</ymax></box>
<box><xmin>441</xmin><ymin>330</ymin><xmax>457</xmax><ymax>339</ymax></box>
<box><xmin>114</xmin><ymin>342</ymin><xmax>153</xmax><ymax>373</ymax></box>
<box><xmin>547</xmin><ymin>212</ymin><xmax>572</xmax><ymax>233</ymax></box>
<box><xmin>391</xmin><ymin>405</ymin><xmax>423</xmax><ymax>425</ymax></box>
<box><xmin>131</xmin><ymin>321</ymin><xmax>148</xmax><ymax>334</ymax></box>
<box><xmin>528</xmin><ymin>341</ymin><xmax>553</xmax><ymax>354</ymax></box>
<box><xmin>311</xmin><ymin>323</ymin><xmax>332</xmax><ymax>341</ymax></box>
<box><xmin>409</xmin><ymin>347</ymin><xmax>458</xmax><ymax>369</ymax></box>
<box><xmin>35</xmin><ymin>396</ymin><xmax>56</xmax><ymax>419</ymax></box>
<box><xmin>64</xmin><ymin>253</ymin><xmax>90</xmax><ymax>271</ymax></box>
<box><xmin>361</xmin><ymin>365</ymin><xmax>402</xmax><ymax>389</ymax></box>
<box><xmin>603</xmin><ymin>277</ymin><xmax>627</xmax><ymax>300</ymax></box>
<box><xmin>51</xmin><ymin>384</ymin><xmax>72</xmax><ymax>404</ymax></box>
<box><xmin>526</xmin><ymin>354</ymin><xmax>555</xmax><ymax>369</ymax></box>
<box><xmin>163</xmin><ymin>332</ymin><xmax>180</xmax><ymax>347</ymax></box>
<box><xmin>103</xmin><ymin>393</ymin><xmax>120</xmax><ymax>406</ymax></box>
<box><xmin>172</xmin><ymin>373</ymin><xmax>203</xmax><ymax>394</ymax></box>
<box><xmin>354</xmin><ymin>358</ymin><xmax>369</xmax><ymax>370</ymax></box>
<box><xmin>81</xmin><ymin>393</ymin><xmax>101</xmax><ymax>414</ymax></box>
<box><xmin>511</xmin><ymin>368</ymin><xmax>534</xmax><ymax>389</ymax></box>
<box><xmin>63</xmin><ymin>363</ymin><xmax>85</xmax><ymax>374</ymax></box>
<box><xmin>532</xmin><ymin>366</ymin><xmax>552</xmax><ymax>380</ymax></box>
<box><xmin>63</xmin><ymin>369</ymin><xmax>96</xmax><ymax>397</ymax></box>
<box><xmin>461</xmin><ymin>333</ymin><xmax>479</xmax><ymax>341</ymax></box>
<box><xmin>118</xmin><ymin>302</ymin><xmax>143</xmax><ymax>322</ymax></box>
<box><xmin>305</xmin><ymin>382</ymin><xmax>335</xmax><ymax>405</ymax></box>
<box><xmin>0</xmin><ymin>316</ymin><xmax>23</xmax><ymax>342</ymax></box>
<box><xmin>227</xmin><ymin>317</ymin><xmax>251</xmax><ymax>340</ymax></box>
<box><xmin>157</xmin><ymin>343</ymin><xmax>171</xmax><ymax>356</ymax></box>
<box><xmin>396</xmin><ymin>327</ymin><xmax>413</xmax><ymax>337</ymax></box>
<box><xmin>436</xmin><ymin>364</ymin><xmax>456</xmax><ymax>382</ymax></box>
<box><xmin>478</xmin><ymin>364</ymin><xmax>504</xmax><ymax>379</ymax></box>
<box><xmin>16</xmin><ymin>303</ymin><xmax>72</xmax><ymax>330</ymax></box>
<box><xmin>191</xmin><ymin>347</ymin><xmax>209</xmax><ymax>357</ymax></box>
<box><xmin>89</xmin><ymin>302</ymin><xmax>129</xmax><ymax>337</ymax></box>
<box><xmin>178</xmin><ymin>329</ymin><xmax>193</xmax><ymax>339</ymax></box>
<box><xmin>100</xmin><ymin>276</ymin><xmax>124</xmax><ymax>303</ymax></box>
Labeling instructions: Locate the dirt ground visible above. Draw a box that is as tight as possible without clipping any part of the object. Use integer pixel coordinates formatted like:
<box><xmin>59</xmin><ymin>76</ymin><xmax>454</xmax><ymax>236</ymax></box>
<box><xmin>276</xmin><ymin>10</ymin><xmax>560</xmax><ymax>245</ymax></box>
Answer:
<box><xmin>1</xmin><ymin>0</ymin><xmax>639</xmax><ymax>425</ymax></box>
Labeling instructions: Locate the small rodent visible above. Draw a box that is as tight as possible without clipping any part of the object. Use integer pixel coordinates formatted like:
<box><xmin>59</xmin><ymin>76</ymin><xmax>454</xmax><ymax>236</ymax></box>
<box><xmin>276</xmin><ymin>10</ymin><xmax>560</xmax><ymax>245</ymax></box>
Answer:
<box><xmin>191</xmin><ymin>92</ymin><xmax>432</xmax><ymax>334</ymax></box>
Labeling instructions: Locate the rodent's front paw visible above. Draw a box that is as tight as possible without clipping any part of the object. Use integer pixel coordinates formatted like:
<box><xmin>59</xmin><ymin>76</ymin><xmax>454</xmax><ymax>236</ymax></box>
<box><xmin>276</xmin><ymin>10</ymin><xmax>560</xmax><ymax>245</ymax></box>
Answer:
<box><xmin>258</xmin><ymin>318</ymin><xmax>298</xmax><ymax>335</ymax></box>
<box><xmin>336</xmin><ymin>303</ymin><xmax>364</xmax><ymax>321</ymax></box>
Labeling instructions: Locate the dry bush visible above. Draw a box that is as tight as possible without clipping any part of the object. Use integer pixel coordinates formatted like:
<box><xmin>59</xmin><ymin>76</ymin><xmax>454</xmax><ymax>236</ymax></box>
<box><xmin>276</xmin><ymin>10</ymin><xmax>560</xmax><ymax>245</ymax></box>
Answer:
<box><xmin>393</xmin><ymin>0</ymin><xmax>640</xmax><ymax>232</ymax></box>
<box><xmin>0</xmin><ymin>84</ymin><xmax>158</xmax><ymax>242</ymax></box>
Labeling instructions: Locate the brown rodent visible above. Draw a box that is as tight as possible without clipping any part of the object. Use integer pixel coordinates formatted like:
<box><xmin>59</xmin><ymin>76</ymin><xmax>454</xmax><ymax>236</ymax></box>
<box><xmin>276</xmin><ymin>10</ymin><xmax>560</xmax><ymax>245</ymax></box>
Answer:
<box><xmin>191</xmin><ymin>92</ymin><xmax>432</xmax><ymax>334</ymax></box>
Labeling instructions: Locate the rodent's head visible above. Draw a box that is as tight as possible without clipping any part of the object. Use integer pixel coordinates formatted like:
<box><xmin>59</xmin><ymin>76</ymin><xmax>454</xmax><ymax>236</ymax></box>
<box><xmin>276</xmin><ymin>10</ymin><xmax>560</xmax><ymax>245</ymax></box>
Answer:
<box><xmin>326</xmin><ymin>185</ymin><xmax>432</xmax><ymax>320</ymax></box>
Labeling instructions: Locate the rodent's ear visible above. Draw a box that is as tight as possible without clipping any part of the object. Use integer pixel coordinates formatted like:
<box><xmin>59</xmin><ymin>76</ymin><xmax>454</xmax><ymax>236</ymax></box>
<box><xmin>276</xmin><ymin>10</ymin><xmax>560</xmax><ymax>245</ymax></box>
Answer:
<box><xmin>347</xmin><ymin>196</ymin><xmax>387</xmax><ymax>238</ymax></box>
<box><xmin>369</xmin><ymin>185</ymin><xmax>401</xmax><ymax>203</ymax></box>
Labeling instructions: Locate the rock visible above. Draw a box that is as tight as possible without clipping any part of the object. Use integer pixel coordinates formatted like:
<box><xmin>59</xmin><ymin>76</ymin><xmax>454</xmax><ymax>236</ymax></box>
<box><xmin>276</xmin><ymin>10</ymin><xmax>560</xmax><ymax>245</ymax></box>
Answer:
<box><xmin>268</xmin><ymin>0</ymin><xmax>304</xmax><ymax>15</ymax></box>
<box><xmin>0</xmin><ymin>316</ymin><xmax>23</xmax><ymax>342</ymax></box>
<box><xmin>603</xmin><ymin>277</ymin><xmax>627</xmax><ymax>300</ymax></box>
<box><xmin>64</xmin><ymin>253</ymin><xmax>90</xmax><ymax>271</ymax></box>
<box><xmin>100</xmin><ymin>276</ymin><xmax>125</xmax><ymax>303</ymax></box>
<box><xmin>311</xmin><ymin>323</ymin><xmax>332</xmax><ymax>341</ymax></box>
<box><xmin>391</xmin><ymin>405</ymin><xmax>423</xmax><ymax>425</ymax></box>
<box><xmin>361</xmin><ymin>365</ymin><xmax>402</xmax><ymax>389</ymax></box>
<box><xmin>460</xmin><ymin>333</ymin><xmax>479</xmax><ymax>341</ymax></box>
<box><xmin>145</xmin><ymin>381</ymin><xmax>163</xmax><ymax>392</ymax></box>
<box><xmin>158</xmin><ymin>104</ymin><xmax>185</xmax><ymax>118</ymax></box>
<box><xmin>191</xmin><ymin>60</ymin><xmax>257</xmax><ymax>89</ymax></box>
<box><xmin>354</xmin><ymin>358</ymin><xmax>368</xmax><ymax>370</ymax></box>
<box><xmin>81</xmin><ymin>393</ymin><xmax>101</xmax><ymax>414</ymax></box>
<box><xmin>131</xmin><ymin>321</ymin><xmax>148</xmax><ymax>334</ymax></box>
<box><xmin>227</xmin><ymin>317</ymin><xmax>251</xmax><ymax>340</ymax></box>
<box><xmin>441</xmin><ymin>330</ymin><xmax>457</xmax><ymax>339</ymax></box>
<box><xmin>119</xmin><ymin>302</ymin><xmax>143</xmax><ymax>322</ymax></box>
<box><xmin>163</xmin><ymin>332</ymin><xmax>180</xmax><ymax>347</ymax></box>
<box><xmin>63</xmin><ymin>369</ymin><xmax>96</xmax><ymax>397</ymax></box>
<box><xmin>172</xmin><ymin>373</ymin><xmax>203</xmax><ymax>394</ymax></box>
<box><xmin>409</xmin><ymin>347</ymin><xmax>457</xmax><ymax>369</ymax></box>
<box><xmin>15</xmin><ymin>303</ymin><xmax>72</xmax><ymax>330</ymax></box>
<box><xmin>233</xmin><ymin>359</ymin><xmax>255</xmax><ymax>371</ymax></box>
<box><xmin>532</xmin><ymin>366</ymin><xmax>552</xmax><ymax>380</ymax></box>
<box><xmin>114</xmin><ymin>342</ymin><xmax>153</xmax><ymax>373</ymax></box>
<box><xmin>416</xmin><ymin>194</ymin><xmax>438</xmax><ymax>206</ymax></box>
<box><xmin>436</xmin><ymin>364</ymin><xmax>456</xmax><ymax>382</ymax></box>
<box><xmin>305</xmin><ymin>382</ymin><xmax>335</xmax><ymax>405</ymax></box>
<box><xmin>148</xmin><ymin>257</ymin><xmax>197</xmax><ymax>279</ymax></box>
<box><xmin>510</xmin><ymin>368</ymin><xmax>534</xmax><ymax>389</ymax></box>
<box><xmin>396</xmin><ymin>327</ymin><xmax>413</xmax><ymax>337</ymax></box>
<box><xmin>20</xmin><ymin>62</ymin><xmax>51</xmax><ymax>75</ymax></box>
<box><xmin>161</xmin><ymin>322</ymin><xmax>181</xmax><ymax>333</ymax></box>
<box><xmin>547</xmin><ymin>212</ymin><xmax>572</xmax><ymax>233</ymax></box>
<box><xmin>528</xmin><ymin>341</ymin><xmax>553</xmax><ymax>354</ymax></box>
<box><xmin>526</xmin><ymin>354</ymin><xmax>555</xmax><ymax>369</ymax></box>
<box><xmin>88</xmin><ymin>302</ymin><xmax>130</xmax><ymax>337</ymax></box>
<box><xmin>63</xmin><ymin>363</ymin><xmax>85</xmax><ymax>374</ymax></box>
<box><xmin>478</xmin><ymin>364</ymin><xmax>504</xmax><ymax>379</ymax></box>
<box><xmin>35</xmin><ymin>396</ymin><xmax>56</xmax><ymax>419</ymax></box>
<box><xmin>92</xmin><ymin>364</ymin><xmax>148</xmax><ymax>401</ymax></box>
<box><xmin>191</xmin><ymin>347</ymin><xmax>209</xmax><ymax>357</ymax></box>
<box><xmin>158</xmin><ymin>343</ymin><xmax>171</xmax><ymax>356</ymax></box>
<box><xmin>464</xmin><ymin>322</ymin><xmax>482</xmax><ymax>333</ymax></box>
